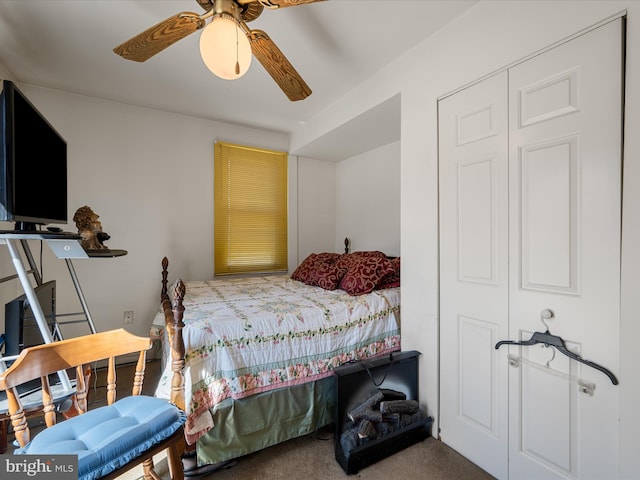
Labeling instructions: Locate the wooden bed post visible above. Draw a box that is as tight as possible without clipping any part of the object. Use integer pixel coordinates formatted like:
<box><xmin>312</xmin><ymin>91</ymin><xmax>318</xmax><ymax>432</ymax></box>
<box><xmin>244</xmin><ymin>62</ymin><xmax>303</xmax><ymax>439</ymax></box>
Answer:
<box><xmin>160</xmin><ymin>258</ymin><xmax>185</xmax><ymax>411</ymax></box>
<box><xmin>159</xmin><ymin>258</ymin><xmax>188</xmax><ymax>475</ymax></box>
<box><xmin>161</xmin><ymin>257</ymin><xmax>169</xmax><ymax>299</ymax></box>
<box><xmin>170</xmin><ymin>279</ymin><xmax>186</xmax><ymax>412</ymax></box>
<box><xmin>160</xmin><ymin>257</ymin><xmax>186</xmax><ymax>411</ymax></box>
<box><xmin>161</xmin><ymin>257</ymin><xmax>175</xmax><ymax>361</ymax></box>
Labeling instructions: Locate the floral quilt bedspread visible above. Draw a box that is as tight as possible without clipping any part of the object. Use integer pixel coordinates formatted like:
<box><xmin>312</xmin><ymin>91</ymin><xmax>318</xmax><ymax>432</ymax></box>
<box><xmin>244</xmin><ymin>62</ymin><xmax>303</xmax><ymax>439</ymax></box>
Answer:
<box><xmin>154</xmin><ymin>275</ymin><xmax>400</xmax><ymax>443</ymax></box>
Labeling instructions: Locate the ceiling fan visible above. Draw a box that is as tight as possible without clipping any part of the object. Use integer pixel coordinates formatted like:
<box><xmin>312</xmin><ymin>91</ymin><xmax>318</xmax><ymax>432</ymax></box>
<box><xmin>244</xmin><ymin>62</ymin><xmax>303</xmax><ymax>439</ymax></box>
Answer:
<box><xmin>113</xmin><ymin>0</ymin><xmax>324</xmax><ymax>101</ymax></box>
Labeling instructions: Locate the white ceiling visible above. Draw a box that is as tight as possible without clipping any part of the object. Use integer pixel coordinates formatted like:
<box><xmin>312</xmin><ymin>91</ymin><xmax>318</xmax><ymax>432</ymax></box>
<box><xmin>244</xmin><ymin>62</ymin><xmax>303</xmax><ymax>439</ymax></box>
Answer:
<box><xmin>0</xmin><ymin>0</ymin><xmax>476</xmax><ymax>159</ymax></box>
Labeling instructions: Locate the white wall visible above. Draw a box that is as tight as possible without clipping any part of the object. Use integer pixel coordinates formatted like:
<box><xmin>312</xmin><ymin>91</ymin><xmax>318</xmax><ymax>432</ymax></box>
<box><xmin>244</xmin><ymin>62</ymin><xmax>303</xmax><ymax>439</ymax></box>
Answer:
<box><xmin>292</xmin><ymin>1</ymin><xmax>640</xmax><ymax>476</ymax></box>
<box><xmin>335</xmin><ymin>141</ymin><xmax>400</xmax><ymax>255</ymax></box>
<box><xmin>295</xmin><ymin>156</ymin><xmax>336</xmax><ymax>263</ymax></box>
<box><xmin>295</xmin><ymin>141</ymin><xmax>401</xmax><ymax>265</ymax></box>
<box><xmin>0</xmin><ymin>85</ymin><xmax>289</xmax><ymax>338</ymax></box>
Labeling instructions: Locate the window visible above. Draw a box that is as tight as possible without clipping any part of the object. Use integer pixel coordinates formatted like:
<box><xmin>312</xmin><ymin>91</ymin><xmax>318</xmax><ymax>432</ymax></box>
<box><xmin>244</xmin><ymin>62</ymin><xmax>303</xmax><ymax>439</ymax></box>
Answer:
<box><xmin>214</xmin><ymin>141</ymin><xmax>288</xmax><ymax>275</ymax></box>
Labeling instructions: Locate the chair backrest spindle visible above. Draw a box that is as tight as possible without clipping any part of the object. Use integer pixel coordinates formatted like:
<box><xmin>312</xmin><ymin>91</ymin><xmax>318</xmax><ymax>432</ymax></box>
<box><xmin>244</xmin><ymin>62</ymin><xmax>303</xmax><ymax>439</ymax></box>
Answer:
<box><xmin>132</xmin><ymin>351</ymin><xmax>146</xmax><ymax>396</ymax></box>
<box><xmin>6</xmin><ymin>389</ymin><xmax>28</xmax><ymax>446</ymax></box>
<box><xmin>107</xmin><ymin>356</ymin><xmax>117</xmax><ymax>405</ymax></box>
<box><xmin>74</xmin><ymin>364</ymin><xmax>89</xmax><ymax>414</ymax></box>
<box><xmin>41</xmin><ymin>375</ymin><xmax>56</xmax><ymax>427</ymax></box>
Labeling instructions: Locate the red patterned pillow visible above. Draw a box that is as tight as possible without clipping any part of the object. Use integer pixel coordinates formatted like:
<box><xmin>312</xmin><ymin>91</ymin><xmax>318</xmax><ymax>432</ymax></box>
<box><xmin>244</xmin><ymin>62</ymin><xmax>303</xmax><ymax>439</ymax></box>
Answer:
<box><xmin>377</xmin><ymin>256</ymin><xmax>400</xmax><ymax>289</ymax></box>
<box><xmin>291</xmin><ymin>254</ymin><xmax>320</xmax><ymax>283</ymax></box>
<box><xmin>336</xmin><ymin>251</ymin><xmax>386</xmax><ymax>270</ymax></box>
<box><xmin>313</xmin><ymin>261</ymin><xmax>346</xmax><ymax>290</ymax></box>
<box><xmin>291</xmin><ymin>253</ymin><xmax>343</xmax><ymax>290</ymax></box>
<box><xmin>313</xmin><ymin>252</ymin><xmax>341</xmax><ymax>263</ymax></box>
<box><xmin>338</xmin><ymin>254</ymin><xmax>395</xmax><ymax>296</ymax></box>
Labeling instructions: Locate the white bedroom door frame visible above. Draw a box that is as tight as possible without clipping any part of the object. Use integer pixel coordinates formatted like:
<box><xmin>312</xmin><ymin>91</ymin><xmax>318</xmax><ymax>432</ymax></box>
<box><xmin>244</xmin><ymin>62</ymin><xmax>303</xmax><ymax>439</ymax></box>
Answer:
<box><xmin>438</xmin><ymin>18</ymin><xmax>623</xmax><ymax>480</ymax></box>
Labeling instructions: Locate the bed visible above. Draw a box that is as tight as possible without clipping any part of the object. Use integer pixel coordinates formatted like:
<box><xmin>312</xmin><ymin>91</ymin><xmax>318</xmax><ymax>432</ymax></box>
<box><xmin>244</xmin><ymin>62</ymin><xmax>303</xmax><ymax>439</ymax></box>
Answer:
<box><xmin>155</xmin><ymin>249</ymin><xmax>401</xmax><ymax>468</ymax></box>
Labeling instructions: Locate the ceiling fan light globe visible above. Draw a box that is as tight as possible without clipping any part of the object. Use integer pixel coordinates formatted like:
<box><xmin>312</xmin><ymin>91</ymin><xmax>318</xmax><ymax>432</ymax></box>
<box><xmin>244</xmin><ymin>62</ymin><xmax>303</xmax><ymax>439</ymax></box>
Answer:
<box><xmin>200</xmin><ymin>16</ymin><xmax>252</xmax><ymax>80</ymax></box>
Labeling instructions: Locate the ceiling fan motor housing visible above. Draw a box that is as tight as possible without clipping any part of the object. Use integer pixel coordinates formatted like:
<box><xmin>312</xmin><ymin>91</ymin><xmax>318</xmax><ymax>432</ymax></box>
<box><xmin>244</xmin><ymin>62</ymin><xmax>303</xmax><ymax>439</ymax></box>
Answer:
<box><xmin>197</xmin><ymin>0</ymin><xmax>265</xmax><ymax>23</ymax></box>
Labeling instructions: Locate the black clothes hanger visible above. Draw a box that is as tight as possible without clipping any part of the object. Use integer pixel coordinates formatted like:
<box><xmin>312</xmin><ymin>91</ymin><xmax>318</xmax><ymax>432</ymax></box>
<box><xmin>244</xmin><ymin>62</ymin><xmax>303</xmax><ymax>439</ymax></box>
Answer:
<box><xmin>495</xmin><ymin>310</ymin><xmax>618</xmax><ymax>385</ymax></box>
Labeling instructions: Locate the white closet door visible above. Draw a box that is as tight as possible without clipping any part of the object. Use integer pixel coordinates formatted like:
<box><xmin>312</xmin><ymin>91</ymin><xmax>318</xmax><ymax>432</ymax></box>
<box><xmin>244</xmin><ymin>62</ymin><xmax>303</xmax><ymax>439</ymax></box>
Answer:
<box><xmin>507</xmin><ymin>19</ymin><xmax>622</xmax><ymax>480</ymax></box>
<box><xmin>439</xmin><ymin>18</ymin><xmax>622</xmax><ymax>480</ymax></box>
<box><xmin>438</xmin><ymin>70</ymin><xmax>510</xmax><ymax>480</ymax></box>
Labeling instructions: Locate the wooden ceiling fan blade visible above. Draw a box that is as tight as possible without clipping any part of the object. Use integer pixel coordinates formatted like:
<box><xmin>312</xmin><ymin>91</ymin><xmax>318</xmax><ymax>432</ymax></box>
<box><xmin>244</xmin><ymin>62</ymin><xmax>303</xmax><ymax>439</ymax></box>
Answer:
<box><xmin>249</xmin><ymin>29</ymin><xmax>311</xmax><ymax>101</ymax></box>
<box><xmin>114</xmin><ymin>12</ymin><xmax>205</xmax><ymax>62</ymax></box>
<box><xmin>242</xmin><ymin>0</ymin><xmax>325</xmax><ymax>9</ymax></box>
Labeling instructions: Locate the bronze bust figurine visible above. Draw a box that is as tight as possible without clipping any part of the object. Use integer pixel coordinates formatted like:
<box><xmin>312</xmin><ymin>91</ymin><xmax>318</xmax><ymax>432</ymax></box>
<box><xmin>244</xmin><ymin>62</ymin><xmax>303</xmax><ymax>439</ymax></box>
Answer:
<box><xmin>73</xmin><ymin>206</ymin><xmax>110</xmax><ymax>251</ymax></box>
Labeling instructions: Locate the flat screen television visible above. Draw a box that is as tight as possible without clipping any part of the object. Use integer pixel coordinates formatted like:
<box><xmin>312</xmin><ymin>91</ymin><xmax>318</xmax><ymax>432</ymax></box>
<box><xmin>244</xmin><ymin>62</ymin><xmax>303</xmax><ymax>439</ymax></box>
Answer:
<box><xmin>0</xmin><ymin>79</ymin><xmax>67</xmax><ymax>231</ymax></box>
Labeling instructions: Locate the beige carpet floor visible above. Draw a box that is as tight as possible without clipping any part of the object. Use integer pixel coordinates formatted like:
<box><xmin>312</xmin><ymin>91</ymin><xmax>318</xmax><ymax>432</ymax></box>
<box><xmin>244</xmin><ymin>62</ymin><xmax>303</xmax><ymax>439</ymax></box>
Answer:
<box><xmin>117</xmin><ymin>427</ymin><xmax>494</xmax><ymax>480</ymax></box>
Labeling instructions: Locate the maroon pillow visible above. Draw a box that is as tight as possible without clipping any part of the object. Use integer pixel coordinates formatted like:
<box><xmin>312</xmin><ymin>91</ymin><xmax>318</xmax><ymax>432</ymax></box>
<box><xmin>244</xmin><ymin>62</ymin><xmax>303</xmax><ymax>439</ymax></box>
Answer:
<box><xmin>291</xmin><ymin>253</ymin><xmax>320</xmax><ymax>283</ymax></box>
<box><xmin>336</xmin><ymin>251</ymin><xmax>386</xmax><ymax>270</ymax></box>
<box><xmin>312</xmin><ymin>261</ymin><xmax>346</xmax><ymax>290</ymax></box>
<box><xmin>313</xmin><ymin>252</ymin><xmax>341</xmax><ymax>263</ymax></box>
<box><xmin>291</xmin><ymin>253</ymin><xmax>343</xmax><ymax>290</ymax></box>
<box><xmin>377</xmin><ymin>256</ymin><xmax>400</xmax><ymax>289</ymax></box>
<box><xmin>338</xmin><ymin>254</ymin><xmax>395</xmax><ymax>296</ymax></box>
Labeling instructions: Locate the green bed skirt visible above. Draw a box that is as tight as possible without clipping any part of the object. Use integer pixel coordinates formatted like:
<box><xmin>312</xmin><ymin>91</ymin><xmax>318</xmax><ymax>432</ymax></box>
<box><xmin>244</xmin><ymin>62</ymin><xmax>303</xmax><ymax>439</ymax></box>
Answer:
<box><xmin>196</xmin><ymin>376</ymin><xmax>336</xmax><ymax>465</ymax></box>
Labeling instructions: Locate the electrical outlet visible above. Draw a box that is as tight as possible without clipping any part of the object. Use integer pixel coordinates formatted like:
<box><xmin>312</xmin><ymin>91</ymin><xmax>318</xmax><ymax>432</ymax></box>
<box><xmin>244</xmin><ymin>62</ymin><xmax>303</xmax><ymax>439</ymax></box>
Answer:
<box><xmin>123</xmin><ymin>311</ymin><xmax>134</xmax><ymax>325</ymax></box>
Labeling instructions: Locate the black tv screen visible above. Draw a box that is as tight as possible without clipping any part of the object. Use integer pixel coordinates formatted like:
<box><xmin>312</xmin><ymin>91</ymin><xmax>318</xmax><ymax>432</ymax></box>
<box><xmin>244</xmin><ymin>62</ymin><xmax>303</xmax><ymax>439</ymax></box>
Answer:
<box><xmin>0</xmin><ymin>80</ymin><xmax>67</xmax><ymax>230</ymax></box>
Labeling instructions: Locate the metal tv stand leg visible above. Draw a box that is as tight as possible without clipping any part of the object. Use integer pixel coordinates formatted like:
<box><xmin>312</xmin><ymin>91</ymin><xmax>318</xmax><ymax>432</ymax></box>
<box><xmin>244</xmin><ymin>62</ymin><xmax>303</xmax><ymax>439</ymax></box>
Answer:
<box><xmin>65</xmin><ymin>258</ymin><xmax>97</xmax><ymax>334</ymax></box>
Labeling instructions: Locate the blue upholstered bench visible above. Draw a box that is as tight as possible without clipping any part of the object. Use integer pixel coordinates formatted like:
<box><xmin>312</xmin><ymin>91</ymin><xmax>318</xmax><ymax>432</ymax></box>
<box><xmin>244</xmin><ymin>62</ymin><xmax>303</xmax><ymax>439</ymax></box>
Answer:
<box><xmin>0</xmin><ymin>329</ymin><xmax>187</xmax><ymax>480</ymax></box>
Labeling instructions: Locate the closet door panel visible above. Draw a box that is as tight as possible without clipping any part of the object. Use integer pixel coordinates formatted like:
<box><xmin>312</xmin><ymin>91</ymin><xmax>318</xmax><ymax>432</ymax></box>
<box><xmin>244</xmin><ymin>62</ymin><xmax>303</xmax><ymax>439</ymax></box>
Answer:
<box><xmin>519</xmin><ymin>135</ymin><xmax>579</xmax><ymax>293</ymax></box>
<box><xmin>508</xmin><ymin>19</ymin><xmax>622</xmax><ymax>480</ymax></box>
<box><xmin>439</xmin><ymin>71</ymin><xmax>509</xmax><ymax>480</ymax></box>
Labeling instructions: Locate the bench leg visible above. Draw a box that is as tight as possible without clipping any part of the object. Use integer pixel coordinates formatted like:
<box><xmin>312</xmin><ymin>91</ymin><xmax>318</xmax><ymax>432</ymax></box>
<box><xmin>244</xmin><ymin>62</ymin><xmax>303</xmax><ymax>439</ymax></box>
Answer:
<box><xmin>142</xmin><ymin>457</ymin><xmax>161</xmax><ymax>480</ymax></box>
<box><xmin>166</xmin><ymin>436</ymin><xmax>186</xmax><ymax>480</ymax></box>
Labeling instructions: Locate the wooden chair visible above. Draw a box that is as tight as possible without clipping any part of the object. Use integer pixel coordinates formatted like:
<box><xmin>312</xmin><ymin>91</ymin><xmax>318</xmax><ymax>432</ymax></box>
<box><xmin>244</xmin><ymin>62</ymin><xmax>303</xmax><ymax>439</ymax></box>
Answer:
<box><xmin>0</xmin><ymin>285</ymin><xmax>187</xmax><ymax>480</ymax></box>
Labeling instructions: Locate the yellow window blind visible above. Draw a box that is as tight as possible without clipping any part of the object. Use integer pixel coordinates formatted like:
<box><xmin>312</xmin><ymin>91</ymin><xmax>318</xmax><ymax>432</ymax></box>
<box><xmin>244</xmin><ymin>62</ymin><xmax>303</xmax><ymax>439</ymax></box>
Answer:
<box><xmin>214</xmin><ymin>141</ymin><xmax>288</xmax><ymax>275</ymax></box>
